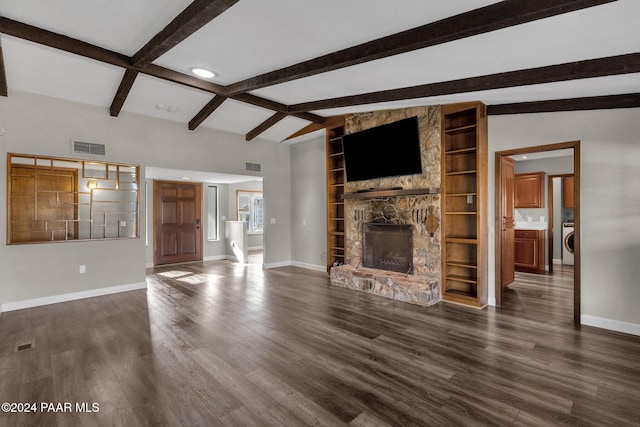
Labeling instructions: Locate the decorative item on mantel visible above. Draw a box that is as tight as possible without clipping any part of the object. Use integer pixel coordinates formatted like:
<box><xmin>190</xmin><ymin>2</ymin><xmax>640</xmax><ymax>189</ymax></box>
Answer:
<box><xmin>425</xmin><ymin>206</ymin><xmax>439</xmax><ymax>237</ymax></box>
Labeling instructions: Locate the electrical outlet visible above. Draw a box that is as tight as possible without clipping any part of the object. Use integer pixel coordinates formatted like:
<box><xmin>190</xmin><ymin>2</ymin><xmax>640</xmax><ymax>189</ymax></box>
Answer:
<box><xmin>79</xmin><ymin>265</ymin><xmax>87</xmax><ymax>274</ymax></box>
<box><xmin>119</xmin><ymin>220</ymin><xmax>126</xmax><ymax>227</ymax></box>
<box><xmin>270</xmin><ymin>218</ymin><xmax>276</xmax><ymax>225</ymax></box>
<box><xmin>467</xmin><ymin>195</ymin><xmax>474</xmax><ymax>204</ymax></box>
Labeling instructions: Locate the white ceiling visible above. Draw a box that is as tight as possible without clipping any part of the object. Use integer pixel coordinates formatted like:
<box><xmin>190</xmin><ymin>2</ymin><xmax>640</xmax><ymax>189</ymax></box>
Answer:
<box><xmin>1</xmin><ymin>0</ymin><xmax>639</xmax><ymax>143</ymax></box>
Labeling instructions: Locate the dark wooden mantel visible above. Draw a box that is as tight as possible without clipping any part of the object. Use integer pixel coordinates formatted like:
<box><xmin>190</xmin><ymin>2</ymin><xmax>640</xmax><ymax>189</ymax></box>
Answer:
<box><xmin>342</xmin><ymin>188</ymin><xmax>440</xmax><ymax>200</ymax></box>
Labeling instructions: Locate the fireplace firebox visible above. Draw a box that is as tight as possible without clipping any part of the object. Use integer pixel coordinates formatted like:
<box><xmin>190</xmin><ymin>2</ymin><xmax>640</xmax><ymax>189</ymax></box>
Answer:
<box><xmin>362</xmin><ymin>223</ymin><xmax>413</xmax><ymax>273</ymax></box>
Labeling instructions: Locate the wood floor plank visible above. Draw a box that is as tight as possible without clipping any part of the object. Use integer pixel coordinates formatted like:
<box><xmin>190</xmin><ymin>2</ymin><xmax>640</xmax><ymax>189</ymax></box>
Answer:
<box><xmin>245</xmin><ymin>368</ymin><xmax>347</xmax><ymax>427</ymax></box>
<box><xmin>1</xmin><ymin>260</ymin><xmax>639</xmax><ymax>426</ymax></box>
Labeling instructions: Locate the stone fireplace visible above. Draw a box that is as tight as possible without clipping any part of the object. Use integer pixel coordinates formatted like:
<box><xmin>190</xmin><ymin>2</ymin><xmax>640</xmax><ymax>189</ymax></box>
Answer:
<box><xmin>362</xmin><ymin>223</ymin><xmax>413</xmax><ymax>273</ymax></box>
<box><xmin>330</xmin><ymin>105</ymin><xmax>442</xmax><ymax>307</ymax></box>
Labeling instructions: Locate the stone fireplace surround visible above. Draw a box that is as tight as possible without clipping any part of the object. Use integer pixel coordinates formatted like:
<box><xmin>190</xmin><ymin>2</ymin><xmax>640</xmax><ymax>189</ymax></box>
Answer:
<box><xmin>330</xmin><ymin>106</ymin><xmax>442</xmax><ymax>307</ymax></box>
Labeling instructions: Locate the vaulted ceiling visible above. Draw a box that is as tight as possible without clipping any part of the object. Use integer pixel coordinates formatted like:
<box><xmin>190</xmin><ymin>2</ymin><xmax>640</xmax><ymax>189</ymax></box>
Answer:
<box><xmin>0</xmin><ymin>0</ymin><xmax>638</xmax><ymax>143</ymax></box>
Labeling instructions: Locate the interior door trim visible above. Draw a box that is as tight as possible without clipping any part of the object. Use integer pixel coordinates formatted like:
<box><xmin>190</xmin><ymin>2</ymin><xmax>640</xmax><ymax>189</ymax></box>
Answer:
<box><xmin>494</xmin><ymin>140</ymin><xmax>581</xmax><ymax>323</ymax></box>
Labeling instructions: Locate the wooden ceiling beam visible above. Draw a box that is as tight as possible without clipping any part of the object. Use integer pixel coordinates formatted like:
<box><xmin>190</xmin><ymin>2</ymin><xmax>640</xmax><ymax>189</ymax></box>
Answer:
<box><xmin>289</xmin><ymin>53</ymin><xmax>640</xmax><ymax>113</ymax></box>
<box><xmin>0</xmin><ymin>38</ymin><xmax>7</xmax><ymax>96</ymax></box>
<box><xmin>189</xmin><ymin>95</ymin><xmax>227</xmax><ymax>130</ymax></box>
<box><xmin>0</xmin><ymin>17</ymin><xmax>327</xmax><ymax>127</ymax></box>
<box><xmin>111</xmin><ymin>0</ymin><xmax>237</xmax><ymax>119</ymax></box>
<box><xmin>246</xmin><ymin>112</ymin><xmax>287</xmax><ymax>141</ymax></box>
<box><xmin>283</xmin><ymin>115</ymin><xmax>345</xmax><ymax>142</ymax></box>
<box><xmin>0</xmin><ymin>16</ymin><xmax>130</xmax><ymax>68</ymax></box>
<box><xmin>487</xmin><ymin>93</ymin><xmax>640</xmax><ymax>115</ymax></box>
<box><xmin>132</xmin><ymin>0</ymin><xmax>239</xmax><ymax>68</ymax></box>
<box><xmin>234</xmin><ymin>93</ymin><xmax>325</xmax><ymax>124</ymax></box>
<box><xmin>109</xmin><ymin>69</ymin><xmax>138</xmax><ymax>117</ymax></box>
<box><xmin>225</xmin><ymin>0</ymin><xmax>616</xmax><ymax>95</ymax></box>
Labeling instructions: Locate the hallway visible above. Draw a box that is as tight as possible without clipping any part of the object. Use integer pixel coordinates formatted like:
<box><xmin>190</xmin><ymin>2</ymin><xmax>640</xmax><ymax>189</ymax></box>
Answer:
<box><xmin>502</xmin><ymin>265</ymin><xmax>574</xmax><ymax>324</ymax></box>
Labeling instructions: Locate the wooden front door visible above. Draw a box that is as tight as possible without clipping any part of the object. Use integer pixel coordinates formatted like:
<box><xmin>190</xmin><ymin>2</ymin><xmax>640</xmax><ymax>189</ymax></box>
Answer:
<box><xmin>154</xmin><ymin>181</ymin><xmax>202</xmax><ymax>266</ymax></box>
<box><xmin>501</xmin><ymin>156</ymin><xmax>515</xmax><ymax>287</ymax></box>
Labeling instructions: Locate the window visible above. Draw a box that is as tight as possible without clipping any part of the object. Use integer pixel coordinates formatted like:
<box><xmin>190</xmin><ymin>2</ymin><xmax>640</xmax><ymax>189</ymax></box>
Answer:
<box><xmin>236</xmin><ymin>190</ymin><xmax>263</xmax><ymax>234</ymax></box>
<box><xmin>207</xmin><ymin>185</ymin><xmax>218</xmax><ymax>241</ymax></box>
<box><xmin>7</xmin><ymin>153</ymin><xmax>139</xmax><ymax>244</ymax></box>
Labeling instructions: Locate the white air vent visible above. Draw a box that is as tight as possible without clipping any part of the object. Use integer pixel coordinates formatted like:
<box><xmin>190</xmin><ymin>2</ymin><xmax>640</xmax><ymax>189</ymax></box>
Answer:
<box><xmin>72</xmin><ymin>140</ymin><xmax>105</xmax><ymax>156</ymax></box>
<box><xmin>245</xmin><ymin>162</ymin><xmax>261</xmax><ymax>172</ymax></box>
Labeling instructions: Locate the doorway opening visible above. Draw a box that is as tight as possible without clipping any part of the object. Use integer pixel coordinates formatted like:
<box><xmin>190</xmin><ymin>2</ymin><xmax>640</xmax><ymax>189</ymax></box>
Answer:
<box><xmin>495</xmin><ymin>141</ymin><xmax>581</xmax><ymax>323</ymax></box>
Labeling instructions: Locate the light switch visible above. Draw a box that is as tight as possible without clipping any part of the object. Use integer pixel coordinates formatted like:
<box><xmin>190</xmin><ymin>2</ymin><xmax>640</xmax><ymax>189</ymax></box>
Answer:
<box><xmin>270</xmin><ymin>218</ymin><xmax>276</xmax><ymax>225</ymax></box>
<box><xmin>79</xmin><ymin>265</ymin><xmax>86</xmax><ymax>274</ymax></box>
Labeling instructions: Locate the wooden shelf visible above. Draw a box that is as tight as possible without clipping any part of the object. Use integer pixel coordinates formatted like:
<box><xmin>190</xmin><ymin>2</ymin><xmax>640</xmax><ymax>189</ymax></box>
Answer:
<box><xmin>441</xmin><ymin>103</ymin><xmax>487</xmax><ymax>308</ymax></box>
<box><xmin>446</xmin><ymin>170</ymin><xmax>477</xmax><ymax>176</ymax></box>
<box><xmin>445</xmin><ymin>147</ymin><xmax>477</xmax><ymax>155</ymax></box>
<box><xmin>445</xmin><ymin>124</ymin><xmax>477</xmax><ymax>134</ymax></box>
<box><xmin>446</xmin><ymin>261</ymin><xmax>477</xmax><ymax>269</ymax></box>
<box><xmin>446</xmin><ymin>192</ymin><xmax>477</xmax><ymax>197</ymax></box>
<box><xmin>326</xmin><ymin>122</ymin><xmax>346</xmax><ymax>273</ymax></box>
<box><xmin>446</xmin><ymin>274</ymin><xmax>477</xmax><ymax>284</ymax></box>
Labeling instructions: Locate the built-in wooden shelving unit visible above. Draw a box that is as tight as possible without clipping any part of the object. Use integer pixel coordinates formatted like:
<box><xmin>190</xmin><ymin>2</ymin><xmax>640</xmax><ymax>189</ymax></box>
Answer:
<box><xmin>326</xmin><ymin>121</ymin><xmax>346</xmax><ymax>273</ymax></box>
<box><xmin>441</xmin><ymin>102</ymin><xmax>488</xmax><ymax>308</ymax></box>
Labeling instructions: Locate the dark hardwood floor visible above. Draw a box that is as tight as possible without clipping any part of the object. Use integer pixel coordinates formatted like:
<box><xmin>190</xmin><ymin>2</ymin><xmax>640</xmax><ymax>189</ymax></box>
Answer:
<box><xmin>1</xmin><ymin>260</ymin><xmax>639</xmax><ymax>426</ymax></box>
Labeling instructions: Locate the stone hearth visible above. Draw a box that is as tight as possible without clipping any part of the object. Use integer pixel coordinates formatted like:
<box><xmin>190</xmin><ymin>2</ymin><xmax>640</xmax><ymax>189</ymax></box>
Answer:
<box><xmin>331</xmin><ymin>266</ymin><xmax>440</xmax><ymax>307</ymax></box>
<box><xmin>330</xmin><ymin>105</ymin><xmax>442</xmax><ymax>307</ymax></box>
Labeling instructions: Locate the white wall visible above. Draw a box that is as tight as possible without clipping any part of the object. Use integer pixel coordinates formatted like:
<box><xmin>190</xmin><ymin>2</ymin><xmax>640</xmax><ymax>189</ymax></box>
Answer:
<box><xmin>488</xmin><ymin>108</ymin><xmax>640</xmax><ymax>334</ymax></box>
<box><xmin>0</xmin><ymin>90</ymin><xmax>291</xmax><ymax>309</ymax></box>
<box><xmin>290</xmin><ymin>134</ymin><xmax>327</xmax><ymax>271</ymax></box>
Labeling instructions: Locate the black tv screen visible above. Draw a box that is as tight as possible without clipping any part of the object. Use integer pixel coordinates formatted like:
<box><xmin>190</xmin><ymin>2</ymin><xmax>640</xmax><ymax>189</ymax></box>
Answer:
<box><xmin>341</xmin><ymin>116</ymin><xmax>423</xmax><ymax>182</ymax></box>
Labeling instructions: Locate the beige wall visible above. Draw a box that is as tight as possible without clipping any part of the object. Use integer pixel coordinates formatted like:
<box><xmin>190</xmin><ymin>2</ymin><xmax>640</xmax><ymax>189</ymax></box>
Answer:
<box><xmin>0</xmin><ymin>90</ymin><xmax>291</xmax><ymax>309</ymax></box>
<box><xmin>488</xmin><ymin>108</ymin><xmax>640</xmax><ymax>333</ymax></box>
<box><xmin>290</xmin><ymin>134</ymin><xmax>327</xmax><ymax>270</ymax></box>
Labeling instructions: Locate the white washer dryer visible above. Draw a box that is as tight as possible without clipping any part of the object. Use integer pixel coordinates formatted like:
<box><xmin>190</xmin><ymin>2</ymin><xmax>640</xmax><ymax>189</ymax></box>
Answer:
<box><xmin>562</xmin><ymin>222</ymin><xmax>574</xmax><ymax>265</ymax></box>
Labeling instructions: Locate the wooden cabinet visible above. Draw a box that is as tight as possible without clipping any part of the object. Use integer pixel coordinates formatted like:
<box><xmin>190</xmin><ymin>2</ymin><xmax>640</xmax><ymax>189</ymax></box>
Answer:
<box><xmin>326</xmin><ymin>122</ymin><xmax>346</xmax><ymax>273</ymax></box>
<box><xmin>441</xmin><ymin>102</ymin><xmax>488</xmax><ymax>308</ymax></box>
<box><xmin>514</xmin><ymin>229</ymin><xmax>545</xmax><ymax>274</ymax></box>
<box><xmin>562</xmin><ymin>176</ymin><xmax>575</xmax><ymax>208</ymax></box>
<box><xmin>515</xmin><ymin>172</ymin><xmax>545</xmax><ymax>208</ymax></box>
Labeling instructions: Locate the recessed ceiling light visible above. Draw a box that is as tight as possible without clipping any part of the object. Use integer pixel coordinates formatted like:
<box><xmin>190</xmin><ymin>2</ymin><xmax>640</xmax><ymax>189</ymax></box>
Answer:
<box><xmin>180</xmin><ymin>176</ymin><xmax>191</xmax><ymax>180</ymax></box>
<box><xmin>191</xmin><ymin>68</ymin><xmax>215</xmax><ymax>79</ymax></box>
<box><xmin>167</xmin><ymin>106</ymin><xmax>178</xmax><ymax>113</ymax></box>
<box><xmin>156</xmin><ymin>103</ymin><xmax>166</xmax><ymax>110</ymax></box>
<box><xmin>522</xmin><ymin>156</ymin><xmax>528</xmax><ymax>159</ymax></box>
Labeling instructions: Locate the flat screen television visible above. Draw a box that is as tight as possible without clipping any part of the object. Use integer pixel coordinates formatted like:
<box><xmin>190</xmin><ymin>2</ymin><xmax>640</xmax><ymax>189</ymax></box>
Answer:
<box><xmin>341</xmin><ymin>116</ymin><xmax>422</xmax><ymax>182</ymax></box>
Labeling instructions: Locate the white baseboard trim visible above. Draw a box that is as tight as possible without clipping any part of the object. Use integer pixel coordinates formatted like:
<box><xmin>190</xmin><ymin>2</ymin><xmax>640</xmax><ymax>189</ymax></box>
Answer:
<box><xmin>553</xmin><ymin>258</ymin><xmax>562</xmax><ymax>264</ymax></box>
<box><xmin>488</xmin><ymin>297</ymin><xmax>497</xmax><ymax>307</ymax></box>
<box><xmin>204</xmin><ymin>255</ymin><xmax>226</xmax><ymax>262</ymax></box>
<box><xmin>581</xmin><ymin>315</ymin><xmax>640</xmax><ymax>337</ymax></box>
<box><xmin>290</xmin><ymin>261</ymin><xmax>326</xmax><ymax>272</ymax></box>
<box><xmin>1</xmin><ymin>282</ymin><xmax>148</xmax><ymax>312</ymax></box>
<box><xmin>249</xmin><ymin>246</ymin><xmax>263</xmax><ymax>251</ymax></box>
<box><xmin>145</xmin><ymin>262</ymin><xmax>154</xmax><ymax>269</ymax></box>
<box><xmin>263</xmin><ymin>260</ymin><xmax>291</xmax><ymax>269</ymax></box>
<box><xmin>262</xmin><ymin>260</ymin><xmax>327</xmax><ymax>272</ymax></box>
